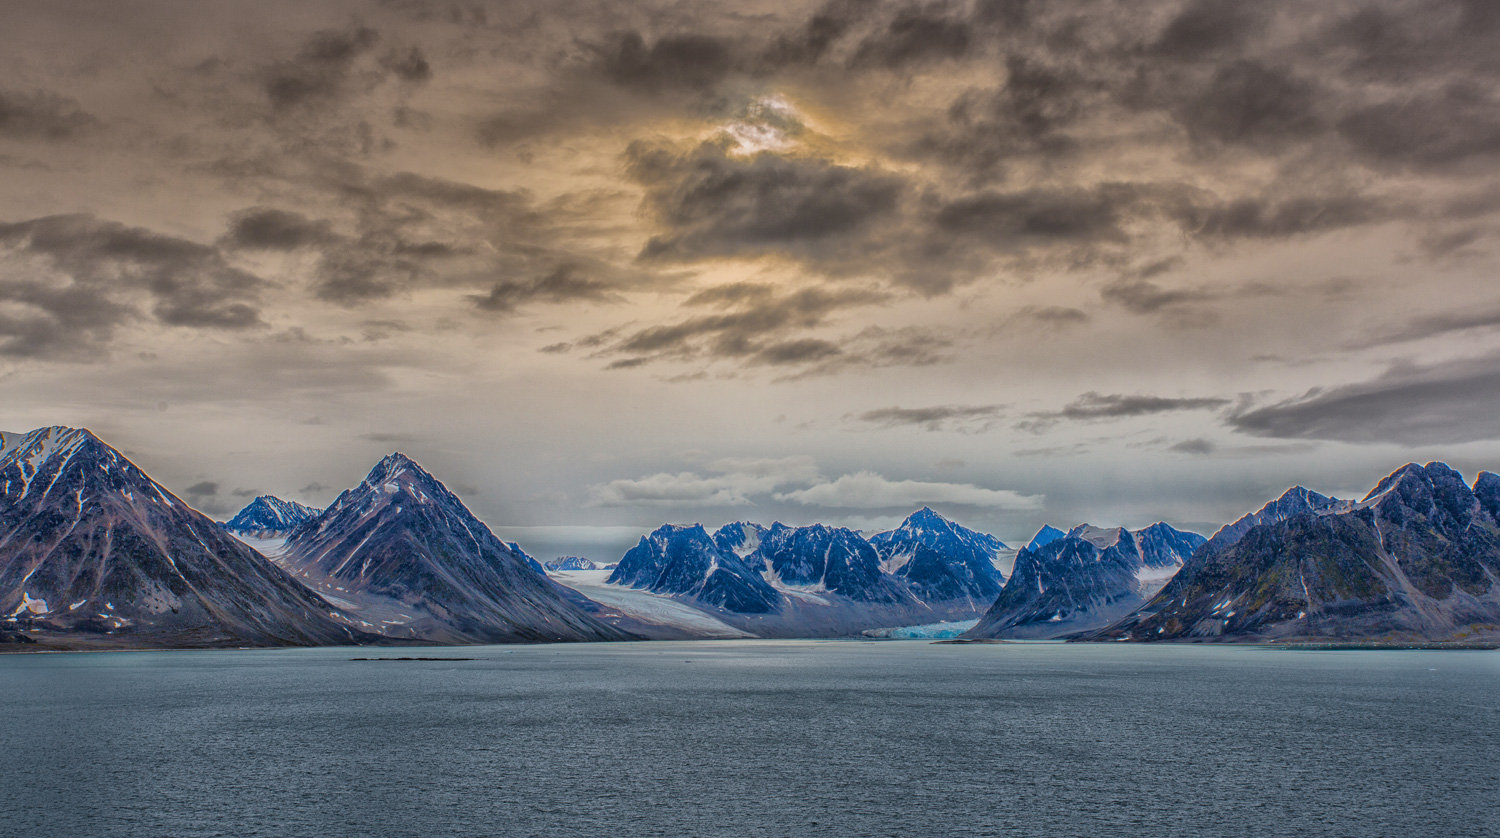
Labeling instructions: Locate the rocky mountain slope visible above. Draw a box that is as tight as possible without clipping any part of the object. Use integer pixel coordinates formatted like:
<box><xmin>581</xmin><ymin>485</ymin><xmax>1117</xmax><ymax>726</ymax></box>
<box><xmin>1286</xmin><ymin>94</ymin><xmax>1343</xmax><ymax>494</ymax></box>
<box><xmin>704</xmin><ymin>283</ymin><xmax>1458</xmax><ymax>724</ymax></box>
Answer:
<box><xmin>598</xmin><ymin>511</ymin><xmax>1011</xmax><ymax>637</ymax></box>
<box><xmin>278</xmin><ymin>453</ymin><xmax>632</xmax><ymax>644</ymax></box>
<box><xmin>0</xmin><ymin>426</ymin><xmax>363</xmax><ymax>649</ymax></box>
<box><xmin>870</xmin><ymin>507</ymin><xmax>1007</xmax><ymax>608</ymax></box>
<box><xmin>222</xmin><ymin>495</ymin><xmax>319</xmax><ymax>537</ymax></box>
<box><xmin>1090</xmin><ymin>464</ymin><xmax>1500</xmax><ymax>643</ymax></box>
<box><xmin>964</xmin><ymin>522</ymin><xmax>1206</xmax><ymax>639</ymax></box>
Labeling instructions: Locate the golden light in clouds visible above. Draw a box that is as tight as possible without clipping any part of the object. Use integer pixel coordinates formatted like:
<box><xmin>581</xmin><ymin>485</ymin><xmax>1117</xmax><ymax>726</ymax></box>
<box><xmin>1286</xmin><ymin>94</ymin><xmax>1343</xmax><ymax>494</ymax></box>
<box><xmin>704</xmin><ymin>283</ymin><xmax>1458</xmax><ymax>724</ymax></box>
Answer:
<box><xmin>1</xmin><ymin>1</ymin><xmax>1499</xmax><ymax>559</ymax></box>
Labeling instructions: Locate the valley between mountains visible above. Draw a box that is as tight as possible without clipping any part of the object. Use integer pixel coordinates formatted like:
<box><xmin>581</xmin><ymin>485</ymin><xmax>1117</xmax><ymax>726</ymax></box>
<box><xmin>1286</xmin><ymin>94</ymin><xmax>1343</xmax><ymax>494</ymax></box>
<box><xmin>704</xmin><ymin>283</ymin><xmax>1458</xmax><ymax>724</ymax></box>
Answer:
<box><xmin>4</xmin><ymin>426</ymin><xmax>1498</xmax><ymax>650</ymax></box>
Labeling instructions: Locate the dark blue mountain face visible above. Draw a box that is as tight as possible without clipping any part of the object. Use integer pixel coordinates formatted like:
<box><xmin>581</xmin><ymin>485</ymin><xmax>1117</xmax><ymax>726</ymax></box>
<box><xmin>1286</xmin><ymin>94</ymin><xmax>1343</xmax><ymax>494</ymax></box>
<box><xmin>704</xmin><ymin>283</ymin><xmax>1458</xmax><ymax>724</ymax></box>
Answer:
<box><xmin>870</xmin><ymin>508</ymin><xmax>1005</xmax><ymax>604</ymax></box>
<box><xmin>1092</xmin><ymin>463</ymin><xmax>1500</xmax><ymax>642</ymax></box>
<box><xmin>506</xmin><ymin>542</ymin><xmax>548</xmax><ymax>576</ymax></box>
<box><xmin>965</xmin><ymin>522</ymin><xmax>1207</xmax><ymax>639</ymax></box>
<box><xmin>749</xmin><ymin>523</ymin><xmax>911</xmax><ymax>604</ymax></box>
<box><xmin>1135</xmin><ymin>522</ymin><xmax>1208</xmax><ymax>568</ymax></box>
<box><xmin>712</xmin><ymin>522</ymin><xmax>767</xmax><ymax>557</ymax></box>
<box><xmin>609</xmin><ymin>525</ymin><xmax>781</xmax><ymax>613</ymax></box>
<box><xmin>1024</xmin><ymin>524</ymin><xmax>1067</xmax><ymax>552</ymax></box>
<box><xmin>222</xmin><ymin>496</ymin><xmax>319</xmax><ymax>535</ymax></box>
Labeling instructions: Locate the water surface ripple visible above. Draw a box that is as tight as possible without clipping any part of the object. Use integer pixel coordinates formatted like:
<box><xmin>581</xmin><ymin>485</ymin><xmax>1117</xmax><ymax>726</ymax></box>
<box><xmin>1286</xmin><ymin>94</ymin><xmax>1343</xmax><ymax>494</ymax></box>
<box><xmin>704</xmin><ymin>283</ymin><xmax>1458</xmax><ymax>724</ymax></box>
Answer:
<box><xmin>2</xmin><ymin>641</ymin><xmax>1496</xmax><ymax>837</ymax></box>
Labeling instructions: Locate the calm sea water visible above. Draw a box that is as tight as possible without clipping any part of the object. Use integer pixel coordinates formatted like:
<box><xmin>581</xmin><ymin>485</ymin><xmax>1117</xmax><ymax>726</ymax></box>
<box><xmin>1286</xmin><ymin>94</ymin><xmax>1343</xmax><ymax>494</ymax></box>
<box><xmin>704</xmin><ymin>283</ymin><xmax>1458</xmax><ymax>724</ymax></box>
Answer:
<box><xmin>2</xmin><ymin>641</ymin><xmax>1497</xmax><ymax>838</ymax></box>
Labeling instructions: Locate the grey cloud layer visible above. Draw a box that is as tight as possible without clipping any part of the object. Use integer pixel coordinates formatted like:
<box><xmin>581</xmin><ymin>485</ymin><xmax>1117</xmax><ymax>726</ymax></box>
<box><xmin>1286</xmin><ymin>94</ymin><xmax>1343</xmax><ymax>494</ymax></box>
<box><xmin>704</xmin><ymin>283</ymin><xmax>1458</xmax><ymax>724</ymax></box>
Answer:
<box><xmin>1229</xmin><ymin>353</ymin><xmax>1500</xmax><ymax>445</ymax></box>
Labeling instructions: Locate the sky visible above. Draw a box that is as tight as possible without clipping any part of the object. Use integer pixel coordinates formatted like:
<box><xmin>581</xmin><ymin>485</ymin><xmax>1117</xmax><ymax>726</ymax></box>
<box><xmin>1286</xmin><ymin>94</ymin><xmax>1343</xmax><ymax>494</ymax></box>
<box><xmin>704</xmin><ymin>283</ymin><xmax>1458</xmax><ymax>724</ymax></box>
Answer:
<box><xmin>4</xmin><ymin>0</ymin><xmax>1500</xmax><ymax>560</ymax></box>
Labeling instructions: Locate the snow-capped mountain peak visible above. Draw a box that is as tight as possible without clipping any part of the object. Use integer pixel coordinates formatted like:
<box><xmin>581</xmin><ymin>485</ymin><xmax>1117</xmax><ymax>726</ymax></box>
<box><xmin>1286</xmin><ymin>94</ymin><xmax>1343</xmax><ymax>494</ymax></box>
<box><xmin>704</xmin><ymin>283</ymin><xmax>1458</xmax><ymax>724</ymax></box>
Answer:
<box><xmin>223</xmin><ymin>496</ymin><xmax>320</xmax><ymax>535</ymax></box>
<box><xmin>1025</xmin><ymin>524</ymin><xmax>1067</xmax><ymax>552</ymax></box>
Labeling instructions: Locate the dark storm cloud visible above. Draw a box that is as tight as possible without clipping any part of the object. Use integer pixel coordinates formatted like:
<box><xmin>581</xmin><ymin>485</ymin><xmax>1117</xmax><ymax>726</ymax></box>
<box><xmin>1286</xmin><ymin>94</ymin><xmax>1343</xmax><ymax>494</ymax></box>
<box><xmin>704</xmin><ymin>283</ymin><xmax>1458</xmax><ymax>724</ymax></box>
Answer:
<box><xmin>1169</xmin><ymin>438</ymin><xmax>1216</xmax><ymax>455</ymax></box>
<box><xmin>359</xmin><ymin>432</ymin><xmax>418</xmax><ymax>443</ymax></box>
<box><xmin>775</xmin><ymin>326</ymin><xmax>954</xmax><ymax>379</ymax></box>
<box><xmin>759</xmin><ymin>0</ymin><xmax>866</xmax><ymax>67</ymax></box>
<box><xmin>1046</xmin><ymin>392</ymin><xmax>1231</xmax><ymax>421</ymax></box>
<box><xmin>183</xmin><ymin>480</ymin><xmax>233</xmax><ymax>514</ymax></box>
<box><xmin>855</xmin><ymin>404</ymin><xmax>1004</xmax><ymax>431</ymax></box>
<box><xmin>0</xmin><ymin>214</ymin><xmax>263</xmax><ymax>358</ymax></box>
<box><xmin>1228</xmin><ymin>353</ymin><xmax>1500</xmax><ymax>445</ymax></box>
<box><xmin>1020</xmin><ymin>389</ymin><xmax>1230</xmax><ymax>425</ymax></box>
<box><xmin>935</xmin><ymin>187</ymin><xmax>1132</xmax><ymax>245</ymax></box>
<box><xmin>1099</xmin><ymin>280</ymin><xmax>1211</xmax><ymax>314</ymax></box>
<box><xmin>380</xmin><ymin>46</ymin><xmax>432</xmax><ymax>83</ymax></box>
<box><xmin>213</xmin><ymin>164</ymin><xmax>651</xmax><ymax>310</ymax></box>
<box><xmin>1172</xmin><ymin>193</ymin><xmax>1389</xmax><ymax>240</ymax></box>
<box><xmin>220</xmin><ymin>207</ymin><xmax>336</xmax><ymax>250</ymax></box>
<box><xmin>1172</xmin><ymin>61</ymin><xmax>1323</xmax><ymax>149</ymax></box>
<box><xmin>470</xmin><ymin>266</ymin><xmax>623</xmax><ymax>313</ymax></box>
<box><xmin>593</xmin><ymin>31</ymin><xmax>736</xmax><ymax>92</ymax></box>
<box><xmin>753</xmin><ymin>338</ymin><xmax>842</xmax><ymax>365</ymax></box>
<box><xmin>262</xmin><ymin>26</ymin><xmax>381</xmax><ymax>110</ymax></box>
<box><xmin>0</xmin><ymin>89</ymin><xmax>97</xmax><ymax>141</ymax></box>
<box><xmin>1338</xmin><ymin>84</ymin><xmax>1500</xmax><ymax>171</ymax></box>
<box><xmin>1010</xmin><ymin>305</ymin><xmax>1089</xmax><ymax>327</ymax></box>
<box><xmin>604</xmin><ymin>286</ymin><xmax>887</xmax><ymax>366</ymax></box>
<box><xmin>627</xmin><ymin>139</ymin><xmax>904</xmax><ymax>266</ymax></box>
<box><xmin>849</xmin><ymin>3</ymin><xmax>973</xmax><ymax>69</ymax></box>
<box><xmin>1148</xmin><ymin>0</ymin><xmax>1270</xmax><ymax>61</ymax></box>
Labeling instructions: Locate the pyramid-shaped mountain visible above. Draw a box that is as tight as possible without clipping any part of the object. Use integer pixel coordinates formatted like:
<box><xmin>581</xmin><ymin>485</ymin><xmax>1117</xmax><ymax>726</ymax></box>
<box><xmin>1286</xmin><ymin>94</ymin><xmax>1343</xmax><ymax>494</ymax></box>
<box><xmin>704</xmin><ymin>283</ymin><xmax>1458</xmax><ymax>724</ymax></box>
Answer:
<box><xmin>869</xmin><ymin>508</ymin><xmax>1006</xmax><ymax>606</ymax></box>
<box><xmin>223</xmin><ymin>495</ymin><xmax>320</xmax><ymax>536</ymax></box>
<box><xmin>1092</xmin><ymin>464</ymin><xmax>1500</xmax><ymax>642</ymax></box>
<box><xmin>0</xmin><ymin>426</ymin><xmax>361</xmax><ymax>649</ymax></box>
<box><xmin>964</xmin><ymin>522</ymin><xmax>1204</xmax><ymax>639</ymax></box>
<box><xmin>279</xmin><ymin>453</ymin><xmax>631</xmax><ymax>643</ymax></box>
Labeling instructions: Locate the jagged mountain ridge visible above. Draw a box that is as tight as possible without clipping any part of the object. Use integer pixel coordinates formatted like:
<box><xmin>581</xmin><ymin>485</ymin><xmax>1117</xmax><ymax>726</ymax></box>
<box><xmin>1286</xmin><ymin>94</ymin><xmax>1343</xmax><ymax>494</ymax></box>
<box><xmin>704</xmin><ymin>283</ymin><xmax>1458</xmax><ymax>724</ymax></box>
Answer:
<box><xmin>279</xmin><ymin>453</ymin><xmax>631</xmax><ymax>644</ymax></box>
<box><xmin>598</xmin><ymin>510</ymin><xmax>1012</xmax><ymax>636</ymax></box>
<box><xmin>609</xmin><ymin>524</ymin><xmax>781</xmax><ymax>613</ymax></box>
<box><xmin>964</xmin><ymin>522</ymin><xmax>1206</xmax><ymax>640</ymax></box>
<box><xmin>0</xmin><ymin>426</ymin><xmax>362</xmax><ymax>649</ymax></box>
<box><xmin>1091</xmin><ymin>464</ymin><xmax>1500</xmax><ymax>643</ymax></box>
<box><xmin>869</xmin><ymin>507</ymin><xmax>1007</xmax><ymax>606</ymax></box>
<box><xmin>222</xmin><ymin>495</ymin><xmax>320</xmax><ymax>536</ymax></box>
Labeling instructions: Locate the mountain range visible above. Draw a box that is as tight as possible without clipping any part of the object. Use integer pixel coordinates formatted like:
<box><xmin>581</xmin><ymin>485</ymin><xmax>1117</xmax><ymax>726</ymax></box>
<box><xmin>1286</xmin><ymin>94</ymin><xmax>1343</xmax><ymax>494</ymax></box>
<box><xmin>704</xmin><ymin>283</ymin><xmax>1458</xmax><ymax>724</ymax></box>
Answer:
<box><xmin>4</xmin><ymin>424</ymin><xmax>1498</xmax><ymax>649</ymax></box>
<box><xmin>963</xmin><ymin>522</ymin><xmax>1205</xmax><ymax>639</ymax></box>
<box><xmin>603</xmin><ymin>510</ymin><xmax>1009</xmax><ymax>637</ymax></box>
<box><xmin>1089</xmin><ymin>465</ymin><xmax>1500</xmax><ymax>643</ymax></box>
<box><xmin>222</xmin><ymin>495</ymin><xmax>319</xmax><ymax>537</ymax></box>
<box><xmin>0</xmin><ymin>427</ymin><xmax>364</xmax><ymax>649</ymax></box>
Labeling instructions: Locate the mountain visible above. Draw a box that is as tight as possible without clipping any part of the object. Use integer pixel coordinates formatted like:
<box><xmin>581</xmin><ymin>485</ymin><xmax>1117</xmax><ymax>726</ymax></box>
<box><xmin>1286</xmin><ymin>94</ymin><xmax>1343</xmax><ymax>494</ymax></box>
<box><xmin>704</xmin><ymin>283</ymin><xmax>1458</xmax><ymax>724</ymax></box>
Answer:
<box><xmin>1207</xmin><ymin>486</ymin><xmax>1349</xmax><ymax>548</ymax></box>
<box><xmin>608</xmin><ymin>524</ymin><xmax>780</xmax><ymax>613</ymax></box>
<box><xmin>869</xmin><ymin>508</ymin><xmax>1006</xmax><ymax>606</ymax></box>
<box><xmin>594</xmin><ymin>517</ymin><xmax>1010</xmax><ymax>638</ymax></box>
<box><xmin>545</xmin><ymin>557</ymin><xmax>598</xmax><ymax>571</ymax></box>
<box><xmin>278</xmin><ymin>453</ymin><xmax>631</xmax><ymax>644</ymax></box>
<box><xmin>1091</xmin><ymin>464</ymin><xmax>1500</xmax><ymax>643</ymax></box>
<box><xmin>1025</xmin><ymin>524</ymin><xmax>1067</xmax><ymax>552</ymax></box>
<box><xmin>712</xmin><ymin>521</ymin><xmax>766</xmax><ymax>558</ymax></box>
<box><xmin>964</xmin><ymin>522</ymin><xmax>1204</xmax><ymax>640</ymax></box>
<box><xmin>1136</xmin><ymin>522</ymin><xmax>1209</xmax><ymax>568</ymax></box>
<box><xmin>506</xmin><ymin>541</ymin><xmax>548</xmax><ymax>576</ymax></box>
<box><xmin>747</xmin><ymin>522</ymin><xmax>913</xmax><ymax>605</ymax></box>
<box><xmin>0</xmin><ymin>426</ymin><xmax>363</xmax><ymax>649</ymax></box>
<box><xmin>222</xmin><ymin>495</ymin><xmax>320</xmax><ymax>536</ymax></box>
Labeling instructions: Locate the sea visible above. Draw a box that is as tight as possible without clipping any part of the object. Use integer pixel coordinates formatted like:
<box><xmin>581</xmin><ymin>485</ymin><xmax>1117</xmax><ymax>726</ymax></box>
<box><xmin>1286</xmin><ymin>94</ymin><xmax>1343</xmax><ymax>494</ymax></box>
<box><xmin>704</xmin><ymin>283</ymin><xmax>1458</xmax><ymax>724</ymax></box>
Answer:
<box><xmin>2</xmin><ymin>640</ymin><xmax>1497</xmax><ymax>838</ymax></box>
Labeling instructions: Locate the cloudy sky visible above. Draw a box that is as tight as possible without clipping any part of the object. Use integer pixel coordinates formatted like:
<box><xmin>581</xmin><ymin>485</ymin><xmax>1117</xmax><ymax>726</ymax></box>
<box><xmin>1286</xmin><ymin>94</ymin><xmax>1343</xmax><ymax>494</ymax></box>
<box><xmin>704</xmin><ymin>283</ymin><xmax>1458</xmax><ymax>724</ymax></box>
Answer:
<box><xmin>4</xmin><ymin>0</ymin><xmax>1500</xmax><ymax>559</ymax></box>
